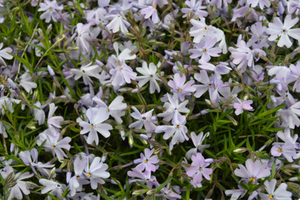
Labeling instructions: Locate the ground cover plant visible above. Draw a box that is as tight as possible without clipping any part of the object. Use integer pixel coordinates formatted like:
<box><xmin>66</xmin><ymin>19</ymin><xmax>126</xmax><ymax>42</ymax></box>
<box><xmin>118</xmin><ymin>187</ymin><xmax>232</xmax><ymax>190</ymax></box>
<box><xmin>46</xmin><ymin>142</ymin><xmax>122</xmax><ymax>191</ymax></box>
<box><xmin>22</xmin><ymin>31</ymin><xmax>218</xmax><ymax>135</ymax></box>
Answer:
<box><xmin>0</xmin><ymin>0</ymin><xmax>300</xmax><ymax>199</ymax></box>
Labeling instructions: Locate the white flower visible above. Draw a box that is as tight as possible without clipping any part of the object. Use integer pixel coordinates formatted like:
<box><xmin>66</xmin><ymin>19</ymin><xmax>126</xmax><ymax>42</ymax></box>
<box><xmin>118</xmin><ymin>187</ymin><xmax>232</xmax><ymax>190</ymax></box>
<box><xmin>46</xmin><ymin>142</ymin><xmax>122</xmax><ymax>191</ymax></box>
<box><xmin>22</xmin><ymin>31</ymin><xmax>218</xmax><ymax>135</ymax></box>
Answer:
<box><xmin>0</xmin><ymin>42</ymin><xmax>13</xmax><ymax>66</ymax></box>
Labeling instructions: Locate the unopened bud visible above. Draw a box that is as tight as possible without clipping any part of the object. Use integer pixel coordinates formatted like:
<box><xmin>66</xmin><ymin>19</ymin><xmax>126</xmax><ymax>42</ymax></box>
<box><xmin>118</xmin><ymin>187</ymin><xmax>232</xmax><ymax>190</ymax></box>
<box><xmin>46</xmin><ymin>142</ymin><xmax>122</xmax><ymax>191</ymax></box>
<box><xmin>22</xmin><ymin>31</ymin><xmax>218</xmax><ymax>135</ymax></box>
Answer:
<box><xmin>47</xmin><ymin>65</ymin><xmax>55</xmax><ymax>76</ymax></box>
<box><xmin>7</xmin><ymin>78</ymin><xmax>17</xmax><ymax>90</ymax></box>
<box><xmin>132</xmin><ymin>189</ymin><xmax>148</xmax><ymax>196</ymax></box>
<box><xmin>146</xmin><ymin>189</ymin><xmax>156</xmax><ymax>195</ymax></box>
<box><xmin>233</xmin><ymin>148</ymin><xmax>248</xmax><ymax>153</ymax></box>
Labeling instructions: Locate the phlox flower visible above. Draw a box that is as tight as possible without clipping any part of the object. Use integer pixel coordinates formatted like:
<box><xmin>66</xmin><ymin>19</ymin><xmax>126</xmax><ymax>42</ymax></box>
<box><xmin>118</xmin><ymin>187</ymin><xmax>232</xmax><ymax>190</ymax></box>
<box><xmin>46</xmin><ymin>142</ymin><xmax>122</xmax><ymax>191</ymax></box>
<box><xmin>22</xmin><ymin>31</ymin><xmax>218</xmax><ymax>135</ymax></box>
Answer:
<box><xmin>189</xmin><ymin>36</ymin><xmax>221</xmax><ymax>62</ymax></box>
<box><xmin>266</xmin><ymin>15</ymin><xmax>300</xmax><ymax>48</ymax></box>
<box><xmin>38</xmin><ymin>0</ymin><xmax>63</xmax><ymax>23</ymax></box>
<box><xmin>136</xmin><ymin>61</ymin><xmax>162</xmax><ymax>94</ymax></box>
<box><xmin>140</xmin><ymin>4</ymin><xmax>160</xmax><ymax>23</ymax></box>
<box><xmin>234</xmin><ymin>159</ymin><xmax>271</xmax><ymax>184</ymax></box>
<box><xmin>37</xmin><ymin>129</ymin><xmax>71</xmax><ymax>161</ymax></box>
<box><xmin>157</xmin><ymin>93</ymin><xmax>190</xmax><ymax>122</ymax></box>
<box><xmin>155</xmin><ymin>111</ymin><xmax>189</xmax><ymax>150</ymax></box>
<box><xmin>93</xmin><ymin>95</ymin><xmax>127</xmax><ymax>123</ymax></box>
<box><xmin>133</xmin><ymin>148</ymin><xmax>159</xmax><ymax>172</ymax></box>
<box><xmin>47</xmin><ymin>103</ymin><xmax>64</xmax><ymax>135</ymax></box>
<box><xmin>181</xmin><ymin>0</ymin><xmax>207</xmax><ymax>18</ymax></box>
<box><xmin>232</xmin><ymin>98</ymin><xmax>253</xmax><ymax>115</ymax></box>
<box><xmin>155</xmin><ymin>184</ymin><xmax>182</xmax><ymax>199</ymax></box>
<box><xmin>168</xmin><ymin>73</ymin><xmax>196</xmax><ymax>101</ymax></box>
<box><xmin>129</xmin><ymin>107</ymin><xmax>156</xmax><ymax>132</ymax></box>
<box><xmin>259</xmin><ymin>179</ymin><xmax>292</xmax><ymax>200</ymax></box>
<box><xmin>5</xmin><ymin>171</ymin><xmax>34</xmax><ymax>200</ymax></box>
<box><xmin>79</xmin><ymin>107</ymin><xmax>112</xmax><ymax>145</ymax></box>
<box><xmin>83</xmin><ymin>157</ymin><xmax>110</xmax><ymax>189</ymax></box>
<box><xmin>75</xmin><ymin>23</ymin><xmax>100</xmax><ymax>54</ymax></box>
<box><xmin>39</xmin><ymin>179</ymin><xmax>67</xmax><ymax>199</ymax></box>
<box><xmin>127</xmin><ymin>168</ymin><xmax>159</xmax><ymax>188</ymax></box>
<box><xmin>185</xmin><ymin>131</ymin><xmax>210</xmax><ymax>159</ymax></box>
<box><xmin>105</xmin><ymin>13</ymin><xmax>129</xmax><ymax>34</ymax></box>
<box><xmin>271</xmin><ymin>142</ymin><xmax>297</xmax><ymax>162</ymax></box>
<box><xmin>70</xmin><ymin>62</ymin><xmax>102</xmax><ymax>85</ymax></box>
<box><xmin>289</xmin><ymin>61</ymin><xmax>300</xmax><ymax>92</ymax></box>
<box><xmin>0</xmin><ymin>42</ymin><xmax>13</xmax><ymax>66</ymax></box>
<box><xmin>19</xmin><ymin>72</ymin><xmax>37</xmax><ymax>93</ymax></box>
<box><xmin>186</xmin><ymin>153</ymin><xmax>212</xmax><ymax>187</ymax></box>
<box><xmin>246</xmin><ymin>0</ymin><xmax>270</xmax><ymax>9</ymax></box>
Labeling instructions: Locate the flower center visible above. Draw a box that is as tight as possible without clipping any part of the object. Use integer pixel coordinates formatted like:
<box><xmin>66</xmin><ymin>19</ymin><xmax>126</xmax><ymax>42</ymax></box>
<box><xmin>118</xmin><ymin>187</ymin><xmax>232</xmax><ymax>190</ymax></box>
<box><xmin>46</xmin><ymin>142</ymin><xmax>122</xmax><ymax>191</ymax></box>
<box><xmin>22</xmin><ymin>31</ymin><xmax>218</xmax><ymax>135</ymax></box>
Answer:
<box><xmin>269</xmin><ymin>195</ymin><xmax>274</xmax><ymax>199</ymax></box>
<box><xmin>91</xmin><ymin>124</ymin><xmax>94</xmax><ymax>129</ymax></box>
<box><xmin>199</xmin><ymin>167</ymin><xmax>202</xmax><ymax>171</ymax></box>
<box><xmin>76</xmin><ymin>175</ymin><xmax>80</xmax><ymax>180</ymax></box>
<box><xmin>118</xmin><ymin>61</ymin><xmax>121</xmax><ymax>65</ymax></box>
<box><xmin>152</xmin><ymin>5</ymin><xmax>156</xmax><ymax>9</ymax></box>
<box><xmin>150</xmin><ymin>74</ymin><xmax>153</xmax><ymax>78</ymax></box>
<box><xmin>49</xmin><ymin>7</ymin><xmax>53</xmax><ymax>11</ymax></box>
<box><xmin>87</xmin><ymin>173</ymin><xmax>91</xmax><ymax>177</ymax></box>
<box><xmin>144</xmin><ymin>159</ymin><xmax>148</xmax><ymax>163</ymax></box>
<box><xmin>205</xmin><ymin>27</ymin><xmax>208</xmax><ymax>31</ymax></box>
<box><xmin>298</xmin><ymin>76</ymin><xmax>300</xmax><ymax>80</ymax></box>
<box><xmin>249</xmin><ymin>177</ymin><xmax>255</xmax><ymax>182</ymax></box>
<box><xmin>203</xmin><ymin>48</ymin><xmax>206</xmax><ymax>52</ymax></box>
<box><xmin>178</xmin><ymin>89</ymin><xmax>181</xmax><ymax>92</ymax></box>
<box><xmin>259</xmin><ymin>35</ymin><xmax>262</xmax><ymax>39</ymax></box>
<box><xmin>52</xmin><ymin>145</ymin><xmax>55</xmax><ymax>149</ymax></box>
<box><xmin>242</xmin><ymin>105</ymin><xmax>245</xmax><ymax>108</ymax></box>
<box><xmin>208</xmin><ymin>84</ymin><xmax>212</xmax><ymax>87</ymax></box>
<box><xmin>176</xmin><ymin>125</ymin><xmax>180</xmax><ymax>128</ymax></box>
<box><xmin>277</xmin><ymin>148</ymin><xmax>282</xmax><ymax>153</ymax></box>
<box><xmin>145</xmin><ymin>179</ymin><xmax>148</xmax><ymax>182</ymax></box>
<box><xmin>107</xmin><ymin>109</ymin><xmax>110</xmax><ymax>112</ymax></box>
<box><xmin>283</xmin><ymin>29</ymin><xmax>286</xmax><ymax>33</ymax></box>
<box><xmin>142</xmin><ymin>117</ymin><xmax>146</xmax><ymax>121</ymax></box>
<box><xmin>119</xmin><ymin>66</ymin><xmax>122</xmax><ymax>70</ymax></box>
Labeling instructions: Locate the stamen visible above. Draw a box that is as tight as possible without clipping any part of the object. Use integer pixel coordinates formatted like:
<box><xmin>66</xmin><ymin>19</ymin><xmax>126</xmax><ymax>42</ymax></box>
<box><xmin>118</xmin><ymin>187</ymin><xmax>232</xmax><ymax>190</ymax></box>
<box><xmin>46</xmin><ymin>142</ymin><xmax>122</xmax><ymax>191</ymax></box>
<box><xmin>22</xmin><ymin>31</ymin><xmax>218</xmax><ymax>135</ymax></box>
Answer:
<box><xmin>269</xmin><ymin>195</ymin><xmax>274</xmax><ymax>199</ymax></box>
<box><xmin>249</xmin><ymin>177</ymin><xmax>255</xmax><ymax>182</ymax></box>
<box><xmin>152</xmin><ymin>5</ymin><xmax>156</xmax><ymax>9</ymax></box>
<box><xmin>52</xmin><ymin>145</ymin><xmax>55</xmax><ymax>149</ymax></box>
<box><xmin>49</xmin><ymin>7</ymin><xmax>53</xmax><ymax>10</ymax></box>
<box><xmin>178</xmin><ymin>89</ymin><xmax>181</xmax><ymax>92</ymax></box>
<box><xmin>118</xmin><ymin>61</ymin><xmax>121</xmax><ymax>65</ymax></box>
<box><xmin>176</xmin><ymin>125</ymin><xmax>180</xmax><ymax>128</ymax></box>
<box><xmin>199</xmin><ymin>167</ymin><xmax>202</xmax><ymax>171</ymax></box>
<box><xmin>87</xmin><ymin>173</ymin><xmax>91</xmax><ymax>177</ymax></box>
<box><xmin>119</xmin><ymin>67</ymin><xmax>122</xmax><ymax>70</ymax></box>
<box><xmin>144</xmin><ymin>159</ymin><xmax>148</xmax><ymax>163</ymax></box>
<box><xmin>203</xmin><ymin>48</ymin><xmax>206</xmax><ymax>52</ymax></box>
<box><xmin>277</xmin><ymin>148</ymin><xmax>282</xmax><ymax>153</ymax></box>
<box><xmin>91</xmin><ymin>124</ymin><xmax>94</xmax><ymax>129</ymax></box>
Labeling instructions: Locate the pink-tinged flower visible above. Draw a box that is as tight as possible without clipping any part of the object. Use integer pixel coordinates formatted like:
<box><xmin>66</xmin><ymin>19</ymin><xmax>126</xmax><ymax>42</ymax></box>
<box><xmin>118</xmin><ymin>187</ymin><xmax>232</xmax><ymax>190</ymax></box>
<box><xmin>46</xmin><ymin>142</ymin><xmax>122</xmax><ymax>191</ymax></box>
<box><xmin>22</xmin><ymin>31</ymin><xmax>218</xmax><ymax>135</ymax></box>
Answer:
<box><xmin>259</xmin><ymin>179</ymin><xmax>292</xmax><ymax>200</ymax></box>
<box><xmin>70</xmin><ymin>62</ymin><xmax>102</xmax><ymax>85</ymax></box>
<box><xmin>186</xmin><ymin>153</ymin><xmax>212</xmax><ymax>187</ymax></box>
<box><xmin>168</xmin><ymin>73</ymin><xmax>196</xmax><ymax>101</ymax></box>
<box><xmin>0</xmin><ymin>43</ymin><xmax>12</xmax><ymax>66</ymax></box>
<box><xmin>136</xmin><ymin>61</ymin><xmax>162</xmax><ymax>94</ymax></box>
<box><xmin>157</xmin><ymin>93</ymin><xmax>190</xmax><ymax>122</ymax></box>
<box><xmin>79</xmin><ymin>107</ymin><xmax>112</xmax><ymax>145</ymax></box>
<box><xmin>93</xmin><ymin>96</ymin><xmax>127</xmax><ymax>123</ymax></box>
<box><xmin>181</xmin><ymin>0</ymin><xmax>207</xmax><ymax>18</ymax></box>
<box><xmin>266</xmin><ymin>15</ymin><xmax>300</xmax><ymax>48</ymax></box>
<box><xmin>185</xmin><ymin>131</ymin><xmax>210</xmax><ymax>159</ymax></box>
<box><xmin>232</xmin><ymin>98</ymin><xmax>253</xmax><ymax>115</ymax></box>
<box><xmin>234</xmin><ymin>159</ymin><xmax>271</xmax><ymax>184</ymax></box>
<box><xmin>140</xmin><ymin>5</ymin><xmax>160</xmax><ymax>23</ymax></box>
<box><xmin>189</xmin><ymin>36</ymin><xmax>221</xmax><ymax>62</ymax></box>
<box><xmin>134</xmin><ymin>148</ymin><xmax>159</xmax><ymax>172</ymax></box>
<box><xmin>129</xmin><ymin>107</ymin><xmax>156</xmax><ymax>132</ymax></box>
<box><xmin>37</xmin><ymin>130</ymin><xmax>71</xmax><ymax>162</ymax></box>
<box><xmin>38</xmin><ymin>0</ymin><xmax>63</xmax><ymax>23</ymax></box>
<box><xmin>83</xmin><ymin>157</ymin><xmax>110</xmax><ymax>189</ymax></box>
<box><xmin>271</xmin><ymin>142</ymin><xmax>297</xmax><ymax>162</ymax></box>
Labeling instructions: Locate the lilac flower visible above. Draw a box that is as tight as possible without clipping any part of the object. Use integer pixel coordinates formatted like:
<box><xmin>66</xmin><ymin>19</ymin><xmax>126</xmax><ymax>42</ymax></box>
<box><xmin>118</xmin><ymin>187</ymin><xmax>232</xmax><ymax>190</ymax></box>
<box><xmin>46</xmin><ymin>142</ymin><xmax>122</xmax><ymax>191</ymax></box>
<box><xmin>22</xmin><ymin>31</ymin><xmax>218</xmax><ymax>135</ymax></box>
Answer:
<box><xmin>225</xmin><ymin>184</ymin><xmax>247</xmax><ymax>200</ymax></box>
<box><xmin>140</xmin><ymin>4</ymin><xmax>160</xmax><ymax>23</ymax></box>
<box><xmin>168</xmin><ymin>73</ymin><xmax>196</xmax><ymax>101</ymax></box>
<box><xmin>181</xmin><ymin>0</ymin><xmax>207</xmax><ymax>18</ymax></box>
<box><xmin>234</xmin><ymin>159</ymin><xmax>271</xmax><ymax>184</ymax></box>
<box><xmin>79</xmin><ymin>107</ymin><xmax>112</xmax><ymax>145</ymax></box>
<box><xmin>93</xmin><ymin>95</ymin><xmax>127</xmax><ymax>123</ymax></box>
<box><xmin>39</xmin><ymin>179</ymin><xmax>67</xmax><ymax>199</ymax></box>
<box><xmin>33</xmin><ymin>101</ymin><xmax>46</xmax><ymax>125</ymax></box>
<box><xmin>155</xmin><ymin>184</ymin><xmax>182</xmax><ymax>199</ymax></box>
<box><xmin>133</xmin><ymin>148</ymin><xmax>159</xmax><ymax>172</ymax></box>
<box><xmin>136</xmin><ymin>61</ymin><xmax>162</xmax><ymax>94</ymax></box>
<box><xmin>83</xmin><ymin>157</ymin><xmax>110</xmax><ymax>189</ymax></box>
<box><xmin>289</xmin><ymin>61</ymin><xmax>300</xmax><ymax>92</ymax></box>
<box><xmin>0</xmin><ymin>43</ymin><xmax>12</xmax><ymax>66</ymax></box>
<box><xmin>186</xmin><ymin>153</ymin><xmax>212</xmax><ymax>187</ymax></box>
<box><xmin>267</xmin><ymin>65</ymin><xmax>290</xmax><ymax>83</ymax></box>
<box><xmin>157</xmin><ymin>93</ymin><xmax>190</xmax><ymax>122</ymax></box>
<box><xmin>6</xmin><ymin>171</ymin><xmax>33</xmax><ymax>200</ymax></box>
<box><xmin>129</xmin><ymin>107</ymin><xmax>156</xmax><ymax>132</ymax></box>
<box><xmin>38</xmin><ymin>0</ymin><xmax>63</xmax><ymax>23</ymax></box>
<box><xmin>259</xmin><ymin>179</ymin><xmax>292</xmax><ymax>200</ymax></box>
<box><xmin>37</xmin><ymin>129</ymin><xmax>71</xmax><ymax>161</ymax></box>
<box><xmin>128</xmin><ymin>168</ymin><xmax>159</xmax><ymax>188</ymax></box>
<box><xmin>109</xmin><ymin>60</ymin><xmax>137</xmax><ymax>87</ymax></box>
<box><xmin>189</xmin><ymin>36</ymin><xmax>221</xmax><ymax>62</ymax></box>
<box><xmin>47</xmin><ymin>103</ymin><xmax>64</xmax><ymax>135</ymax></box>
<box><xmin>70</xmin><ymin>62</ymin><xmax>102</xmax><ymax>85</ymax></box>
<box><xmin>266</xmin><ymin>15</ymin><xmax>300</xmax><ymax>48</ymax></box>
<box><xmin>186</xmin><ymin>131</ymin><xmax>210</xmax><ymax>159</ymax></box>
<box><xmin>232</xmin><ymin>98</ymin><xmax>254</xmax><ymax>115</ymax></box>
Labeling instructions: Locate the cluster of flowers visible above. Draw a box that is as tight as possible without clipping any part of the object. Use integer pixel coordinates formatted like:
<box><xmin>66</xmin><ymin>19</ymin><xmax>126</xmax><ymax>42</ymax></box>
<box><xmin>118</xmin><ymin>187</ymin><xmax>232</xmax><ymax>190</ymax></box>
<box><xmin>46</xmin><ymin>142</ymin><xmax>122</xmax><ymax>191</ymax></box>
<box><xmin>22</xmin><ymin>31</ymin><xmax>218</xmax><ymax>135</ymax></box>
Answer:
<box><xmin>0</xmin><ymin>0</ymin><xmax>300</xmax><ymax>199</ymax></box>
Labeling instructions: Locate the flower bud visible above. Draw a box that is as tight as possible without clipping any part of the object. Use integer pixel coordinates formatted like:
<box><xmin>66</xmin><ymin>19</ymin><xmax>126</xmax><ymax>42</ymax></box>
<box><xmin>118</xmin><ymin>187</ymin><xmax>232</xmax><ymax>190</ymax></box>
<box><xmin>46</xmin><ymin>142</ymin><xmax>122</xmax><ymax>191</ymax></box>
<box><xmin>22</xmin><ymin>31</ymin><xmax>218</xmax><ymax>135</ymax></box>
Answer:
<box><xmin>47</xmin><ymin>65</ymin><xmax>55</xmax><ymax>76</ymax></box>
